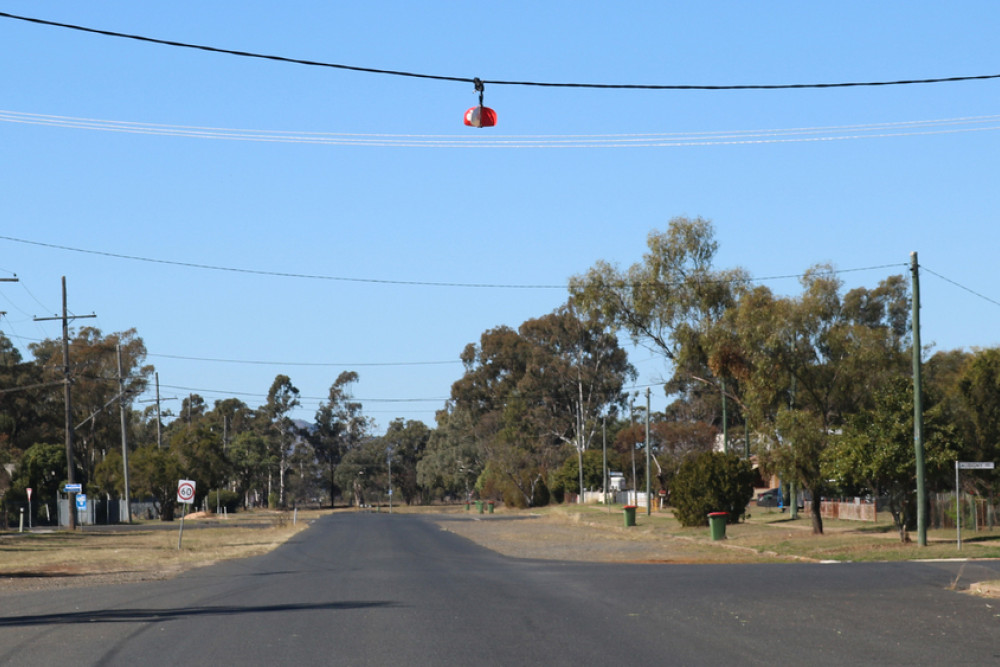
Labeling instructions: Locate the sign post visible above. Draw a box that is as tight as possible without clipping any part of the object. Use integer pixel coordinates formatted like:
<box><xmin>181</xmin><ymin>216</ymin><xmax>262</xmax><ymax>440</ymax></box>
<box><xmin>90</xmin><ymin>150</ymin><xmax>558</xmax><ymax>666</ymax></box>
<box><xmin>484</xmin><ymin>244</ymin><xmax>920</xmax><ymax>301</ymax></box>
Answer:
<box><xmin>26</xmin><ymin>488</ymin><xmax>32</xmax><ymax>530</ymax></box>
<box><xmin>956</xmin><ymin>462</ymin><xmax>995</xmax><ymax>550</ymax></box>
<box><xmin>75</xmin><ymin>494</ymin><xmax>87</xmax><ymax>527</ymax></box>
<box><xmin>176</xmin><ymin>479</ymin><xmax>196</xmax><ymax>550</ymax></box>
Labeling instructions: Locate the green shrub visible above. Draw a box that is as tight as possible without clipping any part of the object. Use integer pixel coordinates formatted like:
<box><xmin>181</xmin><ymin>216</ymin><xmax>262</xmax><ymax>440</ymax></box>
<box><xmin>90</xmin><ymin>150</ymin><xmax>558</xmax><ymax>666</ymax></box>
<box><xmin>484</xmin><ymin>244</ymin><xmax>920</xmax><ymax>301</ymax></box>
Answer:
<box><xmin>206</xmin><ymin>489</ymin><xmax>240</xmax><ymax>514</ymax></box>
<box><xmin>671</xmin><ymin>451</ymin><xmax>754</xmax><ymax>527</ymax></box>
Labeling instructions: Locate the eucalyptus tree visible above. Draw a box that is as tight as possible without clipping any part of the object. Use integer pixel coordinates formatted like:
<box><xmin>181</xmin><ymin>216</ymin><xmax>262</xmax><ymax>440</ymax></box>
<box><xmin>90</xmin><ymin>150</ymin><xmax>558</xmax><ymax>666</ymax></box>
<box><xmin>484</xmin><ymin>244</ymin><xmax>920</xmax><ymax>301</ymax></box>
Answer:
<box><xmin>728</xmin><ymin>268</ymin><xmax>911</xmax><ymax>533</ymax></box>
<box><xmin>29</xmin><ymin>327</ymin><xmax>151</xmax><ymax>484</ymax></box>
<box><xmin>378</xmin><ymin>418</ymin><xmax>431</xmax><ymax>505</ymax></box>
<box><xmin>228</xmin><ymin>431</ymin><xmax>272</xmax><ymax>507</ymax></box>
<box><xmin>260</xmin><ymin>374</ymin><xmax>301</xmax><ymax>507</ymax></box>
<box><xmin>449</xmin><ymin>305</ymin><xmax>633</xmax><ymax>507</ymax></box>
<box><xmin>569</xmin><ymin>217</ymin><xmax>750</xmax><ymax>446</ymax></box>
<box><xmin>310</xmin><ymin>371</ymin><xmax>370</xmax><ymax>504</ymax></box>
<box><xmin>518</xmin><ymin>305</ymin><xmax>636</xmax><ymax>498</ymax></box>
<box><xmin>169</xmin><ymin>422</ymin><xmax>229</xmax><ymax>504</ymax></box>
<box><xmin>417</xmin><ymin>408</ymin><xmax>482</xmax><ymax>502</ymax></box>
<box><xmin>0</xmin><ymin>333</ymin><xmax>50</xmax><ymax>453</ymax></box>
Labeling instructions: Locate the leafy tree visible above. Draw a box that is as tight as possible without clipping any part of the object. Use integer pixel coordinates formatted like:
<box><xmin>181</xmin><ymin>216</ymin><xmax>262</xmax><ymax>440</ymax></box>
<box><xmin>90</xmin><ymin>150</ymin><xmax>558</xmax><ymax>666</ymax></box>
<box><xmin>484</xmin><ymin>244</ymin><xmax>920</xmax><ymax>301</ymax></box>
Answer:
<box><xmin>310</xmin><ymin>371</ymin><xmax>368</xmax><ymax>504</ymax></box>
<box><xmin>518</xmin><ymin>305</ymin><xmax>635</xmax><ymax>502</ymax></box>
<box><xmin>260</xmin><ymin>375</ymin><xmax>301</xmax><ymax>507</ymax></box>
<box><xmin>28</xmin><ymin>327</ymin><xmax>152</xmax><ymax>483</ymax></box>
<box><xmin>11</xmin><ymin>442</ymin><xmax>68</xmax><ymax>509</ymax></box>
<box><xmin>825</xmin><ymin>377</ymin><xmax>957</xmax><ymax>541</ymax></box>
<box><xmin>178</xmin><ymin>393</ymin><xmax>208</xmax><ymax>425</ymax></box>
<box><xmin>335</xmin><ymin>437</ymin><xmax>385</xmax><ymax>507</ymax></box>
<box><xmin>206</xmin><ymin>397</ymin><xmax>257</xmax><ymax>447</ymax></box>
<box><xmin>286</xmin><ymin>438</ymin><xmax>325</xmax><ymax>507</ymax></box>
<box><xmin>92</xmin><ymin>449</ymin><xmax>125</xmax><ymax>499</ymax></box>
<box><xmin>228</xmin><ymin>432</ymin><xmax>272</xmax><ymax>507</ymax></box>
<box><xmin>449</xmin><ymin>305</ymin><xmax>633</xmax><ymax>508</ymax></box>
<box><xmin>0</xmin><ymin>333</ymin><xmax>51</xmax><ymax>453</ymax></box>
<box><xmin>569</xmin><ymin>217</ymin><xmax>749</xmax><ymax>429</ymax></box>
<box><xmin>381</xmin><ymin>418</ymin><xmax>431</xmax><ymax>505</ymax></box>
<box><xmin>169</xmin><ymin>422</ymin><xmax>229</xmax><ymax>505</ymax></box>
<box><xmin>130</xmin><ymin>445</ymin><xmax>183</xmax><ymax>520</ymax></box>
<box><xmin>417</xmin><ymin>408</ymin><xmax>482</xmax><ymax>502</ymax></box>
<box><xmin>476</xmin><ymin>396</ymin><xmax>554</xmax><ymax>508</ymax></box>
<box><xmin>956</xmin><ymin>348</ymin><xmax>1000</xmax><ymax>496</ymax></box>
<box><xmin>550</xmin><ymin>449</ymin><xmax>606</xmax><ymax>499</ymax></box>
<box><xmin>649</xmin><ymin>420</ymin><xmax>718</xmax><ymax>502</ymax></box>
<box><xmin>729</xmin><ymin>269</ymin><xmax>910</xmax><ymax>533</ymax></box>
<box><xmin>671</xmin><ymin>451</ymin><xmax>754</xmax><ymax>527</ymax></box>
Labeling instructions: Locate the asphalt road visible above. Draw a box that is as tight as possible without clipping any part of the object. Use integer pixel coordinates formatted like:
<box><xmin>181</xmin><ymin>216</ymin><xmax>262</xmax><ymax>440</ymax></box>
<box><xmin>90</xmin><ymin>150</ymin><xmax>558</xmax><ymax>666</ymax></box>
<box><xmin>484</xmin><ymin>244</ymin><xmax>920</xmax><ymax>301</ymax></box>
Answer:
<box><xmin>1</xmin><ymin>513</ymin><xmax>998</xmax><ymax>666</ymax></box>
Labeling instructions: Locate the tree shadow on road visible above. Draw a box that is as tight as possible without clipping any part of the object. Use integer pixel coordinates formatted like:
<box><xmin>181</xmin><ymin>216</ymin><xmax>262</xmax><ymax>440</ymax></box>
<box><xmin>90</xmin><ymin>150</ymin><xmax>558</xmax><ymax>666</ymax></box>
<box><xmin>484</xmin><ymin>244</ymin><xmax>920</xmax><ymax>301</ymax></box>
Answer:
<box><xmin>0</xmin><ymin>600</ymin><xmax>396</xmax><ymax>627</ymax></box>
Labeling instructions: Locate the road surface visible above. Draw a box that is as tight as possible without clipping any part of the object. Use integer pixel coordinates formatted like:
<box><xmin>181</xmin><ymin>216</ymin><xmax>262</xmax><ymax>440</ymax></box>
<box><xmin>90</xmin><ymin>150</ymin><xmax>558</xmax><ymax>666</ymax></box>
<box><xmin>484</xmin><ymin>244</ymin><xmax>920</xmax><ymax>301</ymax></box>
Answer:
<box><xmin>1</xmin><ymin>513</ymin><xmax>998</xmax><ymax>665</ymax></box>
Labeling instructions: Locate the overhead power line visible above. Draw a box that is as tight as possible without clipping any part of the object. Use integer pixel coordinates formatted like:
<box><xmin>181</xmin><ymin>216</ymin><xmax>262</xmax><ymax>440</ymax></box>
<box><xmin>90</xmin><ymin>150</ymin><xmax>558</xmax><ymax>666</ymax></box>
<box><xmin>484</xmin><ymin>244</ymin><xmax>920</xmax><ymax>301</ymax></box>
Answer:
<box><xmin>0</xmin><ymin>234</ymin><xmax>904</xmax><ymax>289</ymax></box>
<box><xmin>156</xmin><ymin>382</ymin><xmax>447</xmax><ymax>404</ymax></box>
<box><xmin>147</xmin><ymin>352</ymin><xmax>461</xmax><ymax>367</ymax></box>
<box><xmin>0</xmin><ymin>234</ymin><xmax>566</xmax><ymax>288</ymax></box>
<box><xmin>4</xmin><ymin>109</ymin><xmax>1000</xmax><ymax>148</ymax></box>
<box><xmin>921</xmin><ymin>265</ymin><xmax>1000</xmax><ymax>308</ymax></box>
<box><xmin>4</xmin><ymin>11</ymin><xmax>1000</xmax><ymax>92</ymax></box>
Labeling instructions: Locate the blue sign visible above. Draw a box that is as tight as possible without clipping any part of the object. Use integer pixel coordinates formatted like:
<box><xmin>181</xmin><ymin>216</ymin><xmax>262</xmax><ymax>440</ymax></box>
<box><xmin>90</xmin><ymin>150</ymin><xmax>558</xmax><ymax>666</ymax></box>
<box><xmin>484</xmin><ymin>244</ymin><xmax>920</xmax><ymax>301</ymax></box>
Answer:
<box><xmin>64</xmin><ymin>483</ymin><xmax>82</xmax><ymax>493</ymax></box>
<box><xmin>75</xmin><ymin>494</ymin><xmax>87</xmax><ymax>510</ymax></box>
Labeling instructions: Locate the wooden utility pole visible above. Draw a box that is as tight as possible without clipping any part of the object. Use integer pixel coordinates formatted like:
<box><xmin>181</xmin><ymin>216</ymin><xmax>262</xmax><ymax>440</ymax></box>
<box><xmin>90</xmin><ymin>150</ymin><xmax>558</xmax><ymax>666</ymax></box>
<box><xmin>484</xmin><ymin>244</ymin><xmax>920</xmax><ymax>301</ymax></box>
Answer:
<box><xmin>34</xmin><ymin>277</ymin><xmax>95</xmax><ymax>530</ymax></box>
<box><xmin>156</xmin><ymin>372</ymin><xmax>163</xmax><ymax>448</ymax></box>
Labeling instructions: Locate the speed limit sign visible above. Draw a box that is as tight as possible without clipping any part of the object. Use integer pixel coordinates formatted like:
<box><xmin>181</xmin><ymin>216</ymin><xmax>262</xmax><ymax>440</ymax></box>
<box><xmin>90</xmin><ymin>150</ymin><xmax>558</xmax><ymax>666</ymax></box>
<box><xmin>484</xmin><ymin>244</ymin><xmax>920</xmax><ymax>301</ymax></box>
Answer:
<box><xmin>177</xmin><ymin>479</ymin><xmax>196</xmax><ymax>504</ymax></box>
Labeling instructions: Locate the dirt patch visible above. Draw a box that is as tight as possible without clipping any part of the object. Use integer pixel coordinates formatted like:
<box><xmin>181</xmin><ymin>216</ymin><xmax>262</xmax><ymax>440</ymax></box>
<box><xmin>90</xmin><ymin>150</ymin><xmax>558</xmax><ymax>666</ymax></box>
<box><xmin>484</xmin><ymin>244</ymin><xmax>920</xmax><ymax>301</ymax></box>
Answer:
<box><xmin>431</xmin><ymin>513</ymin><xmax>783</xmax><ymax>564</ymax></box>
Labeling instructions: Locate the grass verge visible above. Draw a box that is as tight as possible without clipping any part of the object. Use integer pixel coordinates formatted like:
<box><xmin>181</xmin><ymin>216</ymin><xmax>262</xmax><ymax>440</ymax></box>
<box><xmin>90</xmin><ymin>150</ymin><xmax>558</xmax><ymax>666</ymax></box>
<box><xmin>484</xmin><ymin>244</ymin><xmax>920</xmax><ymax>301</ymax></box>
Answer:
<box><xmin>0</xmin><ymin>509</ymin><xmax>323</xmax><ymax>590</ymax></box>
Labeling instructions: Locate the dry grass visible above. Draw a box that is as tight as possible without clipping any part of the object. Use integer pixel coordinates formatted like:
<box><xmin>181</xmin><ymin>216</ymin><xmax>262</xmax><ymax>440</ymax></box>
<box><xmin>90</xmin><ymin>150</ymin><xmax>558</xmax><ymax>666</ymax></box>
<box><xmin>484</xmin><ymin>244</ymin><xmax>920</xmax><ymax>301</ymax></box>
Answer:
<box><xmin>0</xmin><ymin>510</ymin><xmax>324</xmax><ymax>591</ymax></box>
<box><xmin>427</xmin><ymin>503</ymin><xmax>1000</xmax><ymax>566</ymax></box>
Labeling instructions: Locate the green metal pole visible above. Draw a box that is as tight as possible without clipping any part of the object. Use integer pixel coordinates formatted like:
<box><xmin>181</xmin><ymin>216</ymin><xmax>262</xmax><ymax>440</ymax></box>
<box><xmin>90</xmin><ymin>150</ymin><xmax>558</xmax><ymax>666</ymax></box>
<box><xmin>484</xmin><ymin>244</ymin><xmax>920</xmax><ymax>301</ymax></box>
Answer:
<box><xmin>911</xmin><ymin>251</ymin><xmax>927</xmax><ymax>546</ymax></box>
<box><xmin>645</xmin><ymin>388</ymin><xmax>651</xmax><ymax>516</ymax></box>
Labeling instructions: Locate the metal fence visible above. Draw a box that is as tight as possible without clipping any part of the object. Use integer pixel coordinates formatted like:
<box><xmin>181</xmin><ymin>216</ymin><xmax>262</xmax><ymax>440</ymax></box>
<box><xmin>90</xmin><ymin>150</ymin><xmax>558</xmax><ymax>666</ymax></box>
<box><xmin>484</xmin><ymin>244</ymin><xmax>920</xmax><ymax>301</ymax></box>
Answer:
<box><xmin>929</xmin><ymin>492</ymin><xmax>999</xmax><ymax>531</ymax></box>
<box><xmin>57</xmin><ymin>498</ymin><xmax>161</xmax><ymax>526</ymax></box>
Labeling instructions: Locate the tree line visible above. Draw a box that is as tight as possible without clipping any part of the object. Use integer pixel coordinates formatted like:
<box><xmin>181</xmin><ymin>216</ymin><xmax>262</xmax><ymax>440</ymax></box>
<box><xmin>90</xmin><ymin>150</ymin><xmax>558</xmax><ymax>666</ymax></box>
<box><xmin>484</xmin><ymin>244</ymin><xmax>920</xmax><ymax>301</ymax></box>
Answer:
<box><xmin>1</xmin><ymin>217</ymin><xmax>998</xmax><ymax>536</ymax></box>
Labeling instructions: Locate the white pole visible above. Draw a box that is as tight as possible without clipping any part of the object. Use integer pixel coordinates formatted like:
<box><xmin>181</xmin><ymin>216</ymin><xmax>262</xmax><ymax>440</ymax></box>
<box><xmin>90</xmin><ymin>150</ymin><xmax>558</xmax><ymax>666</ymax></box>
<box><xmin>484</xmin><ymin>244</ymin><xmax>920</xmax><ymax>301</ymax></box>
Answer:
<box><xmin>178</xmin><ymin>502</ymin><xmax>187</xmax><ymax>550</ymax></box>
<box><xmin>956</xmin><ymin>461</ymin><xmax>961</xmax><ymax>551</ymax></box>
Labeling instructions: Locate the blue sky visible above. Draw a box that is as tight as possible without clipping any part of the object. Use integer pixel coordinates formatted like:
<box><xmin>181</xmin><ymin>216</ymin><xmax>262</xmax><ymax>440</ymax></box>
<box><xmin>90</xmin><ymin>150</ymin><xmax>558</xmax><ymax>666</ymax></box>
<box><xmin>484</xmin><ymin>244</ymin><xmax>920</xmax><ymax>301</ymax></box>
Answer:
<box><xmin>2</xmin><ymin>2</ymin><xmax>998</xmax><ymax>431</ymax></box>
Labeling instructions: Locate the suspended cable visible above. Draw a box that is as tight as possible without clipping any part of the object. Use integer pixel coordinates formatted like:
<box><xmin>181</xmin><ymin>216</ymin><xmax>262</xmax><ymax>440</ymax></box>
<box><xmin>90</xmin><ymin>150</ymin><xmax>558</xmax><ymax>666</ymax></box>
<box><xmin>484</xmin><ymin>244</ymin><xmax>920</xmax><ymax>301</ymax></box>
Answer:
<box><xmin>0</xmin><ymin>234</ymin><xmax>566</xmax><ymax>288</ymax></box>
<box><xmin>147</xmin><ymin>352</ymin><xmax>462</xmax><ymax>367</ymax></box>
<box><xmin>0</xmin><ymin>234</ymin><xmax>905</xmax><ymax>290</ymax></box>
<box><xmin>155</xmin><ymin>382</ymin><xmax>447</xmax><ymax>404</ymax></box>
<box><xmin>921</xmin><ymin>265</ymin><xmax>1000</xmax><ymax>308</ymax></box>
<box><xmin>1</xmin><ymin>330</ymin><xmax>460</xmax><ymax>368</ymax></box>
<box><xmin>3</xmin><ymin>11</ymin><xmax>999</xmax><ymax>92</ymax></box>
<box><xmin>4</xmin><ymin>109</ymin><xmax>1000</xmax><ymax>147</ymax></box>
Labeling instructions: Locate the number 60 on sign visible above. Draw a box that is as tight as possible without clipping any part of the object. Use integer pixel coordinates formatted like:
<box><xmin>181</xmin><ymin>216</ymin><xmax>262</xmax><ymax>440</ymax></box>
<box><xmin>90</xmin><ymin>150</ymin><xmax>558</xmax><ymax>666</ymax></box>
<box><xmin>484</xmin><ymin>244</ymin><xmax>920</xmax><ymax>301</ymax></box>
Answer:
<box><xmin>177</xmin><ymin>479</ymin><xmax>196</xmax><ymax>504</ymax></box>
